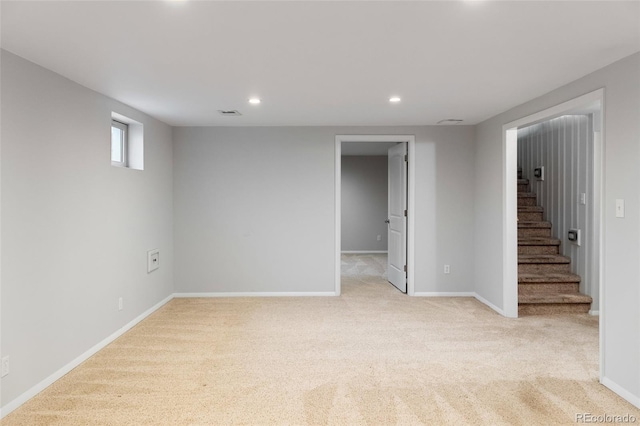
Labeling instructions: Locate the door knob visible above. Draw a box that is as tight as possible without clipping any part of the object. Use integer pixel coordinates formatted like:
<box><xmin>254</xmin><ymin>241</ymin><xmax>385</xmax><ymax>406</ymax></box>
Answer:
<box><xmin>384</xmin><ymin>219</ymin><xmax>390</xmax><ymax>224</ymax></box>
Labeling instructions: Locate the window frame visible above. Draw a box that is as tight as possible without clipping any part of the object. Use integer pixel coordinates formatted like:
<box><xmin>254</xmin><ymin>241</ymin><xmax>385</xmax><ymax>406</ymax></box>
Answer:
<box><xmin>111</xmin><ymin>119</ymin><xmax>128</xmax><ymax>168</ymax></box>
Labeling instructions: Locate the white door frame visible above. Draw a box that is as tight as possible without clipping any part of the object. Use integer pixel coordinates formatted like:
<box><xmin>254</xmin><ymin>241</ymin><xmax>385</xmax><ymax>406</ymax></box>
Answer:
<box><xmin>335</xmin><ymin>135</ymin><xmax>416</xmax><ymax>296</ymax></box>
<box><xmin>502</xmin><ymin>88</ymin><xmax>605</xmax><ymax>374</ymax></box>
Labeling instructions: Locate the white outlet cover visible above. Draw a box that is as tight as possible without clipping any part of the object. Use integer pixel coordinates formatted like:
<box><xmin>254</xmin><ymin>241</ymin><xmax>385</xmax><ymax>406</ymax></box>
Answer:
<box><xmin>147</xmin><ymin>249</ymin><xmax>160</xmax><ymax>273</ymax></box>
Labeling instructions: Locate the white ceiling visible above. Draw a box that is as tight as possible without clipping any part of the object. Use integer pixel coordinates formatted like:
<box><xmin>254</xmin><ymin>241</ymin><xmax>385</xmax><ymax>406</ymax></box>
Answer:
<box><xmin>2</xmin><ymin>1</ymin><xmax>639</xmax><ymax>127</ymax></box>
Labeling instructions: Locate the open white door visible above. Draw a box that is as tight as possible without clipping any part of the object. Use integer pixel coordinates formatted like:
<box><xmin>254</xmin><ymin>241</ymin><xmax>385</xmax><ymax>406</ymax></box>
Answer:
<box><xmin>387</xmin><ymin>143</ymin><xmax>407</xmax><ymax>293</ymax></box>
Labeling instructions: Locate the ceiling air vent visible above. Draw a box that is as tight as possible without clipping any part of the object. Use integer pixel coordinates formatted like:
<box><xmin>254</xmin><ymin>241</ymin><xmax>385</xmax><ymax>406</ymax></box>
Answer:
<box><xmin>218</xmin><ymin>110</ymin><xmax>242</xmax><ymax>116</ymax></box>
<box><xmin>437</xmin><ymin>119</ymin><xmax>463</xmax><ymax>125</ymax></box>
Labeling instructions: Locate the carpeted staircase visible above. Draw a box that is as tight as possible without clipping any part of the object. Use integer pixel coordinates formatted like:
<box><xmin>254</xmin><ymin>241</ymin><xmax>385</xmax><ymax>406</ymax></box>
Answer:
<box><xmin>517</xmin><ymin>179</ymin><xmax>592</xmax><ymax>315</ymax></box>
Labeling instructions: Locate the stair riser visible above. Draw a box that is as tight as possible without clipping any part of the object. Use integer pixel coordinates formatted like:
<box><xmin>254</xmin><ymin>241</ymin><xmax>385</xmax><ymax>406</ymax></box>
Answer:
<box><xmin>519</xmin><ymin>303</ymin><xmax>591</xmax><ymax>315</ymax></box>
<box><xmin>518</xmin><ymin>197</ymin><xmax>537</xmax><ymax>207</ymax></box>
<box><xmin>518</xmin><ymin>283</ymin><xmax>580</xmax><ymax>294</ymax></box>
<box><xmin>519</xmin><ymin>263</ymin><xmax>571</xmax><ymax>274</ymax></box>
<box><xmin>516</xmin><ymin>179</ymin><xmax>587</xmax><ymax>316</ymax></box>
<box><xmin>518</xmin><ymin>211</ymin><xmax>543</xmax><ymax>221</ymax></box>
<box><xmin>518</xmin><ymin>228</ymin><xmax>551</xmax><ymax>238</ymax></box>
<box><xmin>518</xmin><ymin>245</ymin><xmax>559</xmax><ymax>255</ymax></box>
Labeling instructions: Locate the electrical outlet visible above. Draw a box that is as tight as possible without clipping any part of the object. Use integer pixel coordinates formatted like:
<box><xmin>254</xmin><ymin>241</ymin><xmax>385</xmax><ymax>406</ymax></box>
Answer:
<box><xmin>1</xmin><ymin>356</ymin><xmax>9</xmax><ymax>378</ymax></box>
<box><xmin>147</xmin><ymin>249</ymin><xmax>160</xmax><ymax>273</ymax></box>
<box><xmin>579</xmin><ymin>193</ymin><xmax>586</xmax><ymax>205</ymax></box>
<box><xmin>568</xmin><ymin>228</ymin><xmax>581</xmax><ymax>246</ymax></box>
<box><xmin>444</xmin><ymin>264</ymin><xmax>451</xmax><ymax>274</ymax></box>
<box><xmin>376</xmin><ymin>235</ymin><xmax>381</xmax><ymax>241</ymax></box>
<box><xmin>118</xmin><ymin>297</ymin><xmax>123</xmax><ymax>311</ymax></box>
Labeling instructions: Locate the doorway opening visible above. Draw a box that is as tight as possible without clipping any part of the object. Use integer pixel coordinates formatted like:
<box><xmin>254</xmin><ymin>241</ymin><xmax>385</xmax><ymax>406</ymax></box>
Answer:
<box><xmin>341</xmin><ymin>144</ymin><xmax>393</xmax><ymax>292</ymax></box>
<box><xmin>335</xmin><ymin>135</ymin><xmax>416</xmax><ymax>296</ymax></box>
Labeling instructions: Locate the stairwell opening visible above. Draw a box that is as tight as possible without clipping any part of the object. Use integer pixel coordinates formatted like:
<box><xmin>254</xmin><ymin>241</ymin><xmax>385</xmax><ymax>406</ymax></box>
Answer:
<box><xmin>516</xmin><ymin>114</ymin><xmax>600</xmax><ymax>315</ymax></box>
<box><xmin>503</xmin><ymin>89</ymin><xmax>604</xmax><ymax>320</ymax></box>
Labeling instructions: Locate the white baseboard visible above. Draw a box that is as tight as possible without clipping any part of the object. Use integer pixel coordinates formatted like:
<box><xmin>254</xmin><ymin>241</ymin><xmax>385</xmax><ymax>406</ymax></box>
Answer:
<box><xmin>341</xmin><ymin>251</ymin><xmax>388</xmax><ymax>254</ymax></box>
<box><xmin>473</xmin><ymin>293</ymin><xmax>507</xmax><ymax>316</ymax></box>
<box><xmin>411</xmin><ymin>292</ymin><xmax>508</xmax><ymax>317</ymax></box>
<box><xmin>589</xmin><ymin>310</ymin><xmax>600</xmax><ymax>316</ymax></box>
<box><xmin>173</xmin><ymin>292</ymin><xmax>337</xmax><ymax>298</ymax></box>
<box><xmin>601</xmin><ymin>376</ymin><xmax>640</xmax><ymax>409</ymax></box>
<box><xmin>0</xmin><ymin>294</ymin><xmax>174</xmax><ymax>419</ymax></box>
<box><xmin>413</xmin><ymin>292</ymin><xmax>475</xmax><ymax>297</ymax></box>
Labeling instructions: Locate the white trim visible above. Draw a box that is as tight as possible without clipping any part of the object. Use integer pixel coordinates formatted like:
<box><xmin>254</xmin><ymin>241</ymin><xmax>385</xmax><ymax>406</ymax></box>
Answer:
<box><xmin>110</xmin><ymin>119</ymin><xmax>128</xmax><ymax>168</ymax></box>
<box><xmin>474</xmin><ymin>292</ymin><xmax>507</xmax><ymax>317</ymax></box>
<box><xmin>413</xmin><ymin>292</ymin><xmax>509</xmax><ymax>316</ymax></box>
<box><xmin>0</xmin><ymin>294</ymin><xmax>174</xmax><ymax>419</ymax></box>
<box><xmin>335</xmin><ymin>135</ymin><xmax>416</xmax><ymax>297</ymax></box>
<box><xmin>601</xmin><ymin>377</ymin><xmax>640</xmax><ymax>409</ymax></box>
<box><xmin>335</xmin><ymin>138</ymin><xmax>342</xmax><ymax>296</ymax></box>
<box><xmin>413</xmin><ymin>292</ymin><xmax>475</xmax><ymax>297</ymax></box>
<box><xmin>589</xmin><ymin>310</ymin><xmax>600</xmax><ymax>316</ymax></box>
<box><xmin>173</xmin><ymin>292</ymin><xmax>337</xmax><ymax>298</ymax></box>
<box><xmin>503</xmin><ymin>127</ymin><xmax>519</xmax><ymax>318</ymax></box>
<box><xmin>407</xmin><ymin>140</ymin><xmax>416</xmax><ymax>296</ymax></box>
<box><xmin>341</xmin><ymin>251</ymin><xmax>388</xmax><ymax>254</ymax></box>
<box><xmin>504</xmin><ymin>90</ymin><xmax>605</xmax><ymax>131</ymax></box>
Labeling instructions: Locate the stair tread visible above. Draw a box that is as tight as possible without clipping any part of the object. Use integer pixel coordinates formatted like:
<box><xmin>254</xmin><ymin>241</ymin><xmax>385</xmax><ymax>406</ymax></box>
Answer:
<box><xmin>519</xmin><ymin>273</ymin><xmax>581</xmax><ymax>283</ymax></box>
<box><xmin>519</xmin><ymin>293</ymin><xmax>593</xmax><ymax>304</ymax></box>
<box><xmin>517</xmin><ymin>206</ymin><xmax>544</xmax><ymax>212</ymax></box>
<box><xmin>517</xmin><ymin>179</ymin><xmax>529</xmax><ymax>184</ymax></box>
<box><xmin>518</xmin><ymin>238</ymin><xmax>561</xmax><ymax>246</ymax></box>
<box><xmin>518</xmin><ymin>221</ymin><xmax>552</xmax><ymax>228</ymax></box>
<box><xmin>518</xmin><ymin>254</ymin><xmax>570</xmax><ymax>264</ymax></box>
<box><xmin>518</xmin><ymin>193</ymin><xmax>537</xmax><ymax>198</ymax></box>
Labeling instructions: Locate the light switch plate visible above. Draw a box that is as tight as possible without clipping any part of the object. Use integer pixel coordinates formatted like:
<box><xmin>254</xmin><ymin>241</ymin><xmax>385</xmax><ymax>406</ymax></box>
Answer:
<box><xmin>615</xmin><ymin>199</ymin><xmax>625</xmax><ymax>218</ymax></box>
<box><xmin>147</xmin><ymin>249</ymin><xmax>160</xmax><ymax>273</ymax></box>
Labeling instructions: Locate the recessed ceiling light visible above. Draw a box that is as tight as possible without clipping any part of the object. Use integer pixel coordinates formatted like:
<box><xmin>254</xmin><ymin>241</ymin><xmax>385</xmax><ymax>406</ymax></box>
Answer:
<box><xmin>249</xmin><ymin>98</ymin><xmax>261</xmax><ymax>105</ymax></box>
<box><xmin>389</xmin><ymin>96</ymin><xmax>401</xmax><ymax>103</ymax></box>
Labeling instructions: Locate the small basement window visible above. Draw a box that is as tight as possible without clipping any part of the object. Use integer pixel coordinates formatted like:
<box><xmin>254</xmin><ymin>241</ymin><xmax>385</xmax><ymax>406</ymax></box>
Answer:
<box><xmin>111</xmin><ymin>112</ymin><xmax>144</xmax><ymax>170</ymax></box>
<box><xmin>111</xmin><ymin>120</ymin><xmax>128</xmax><ymax>167</ymax></box>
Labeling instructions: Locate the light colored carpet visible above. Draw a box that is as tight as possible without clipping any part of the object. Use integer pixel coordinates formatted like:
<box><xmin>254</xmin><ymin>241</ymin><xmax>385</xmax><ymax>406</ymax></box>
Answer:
<box><xmin>4</xmin><ymin>255</ymin><xmax>639</xmax><ymax>425</ymax></box>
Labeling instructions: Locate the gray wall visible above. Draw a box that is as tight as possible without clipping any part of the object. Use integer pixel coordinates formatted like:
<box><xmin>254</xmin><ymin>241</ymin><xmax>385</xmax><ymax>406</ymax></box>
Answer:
<box><xmin>341</xmin><ymin>156</ymin><xmax>388</xmax><ymax>252</ymax></box>
<box><xmin>173</xmin><ymin>125</ymin><xmax>476</xmax><ymax>294</ymax></box>
<box><xmin>1</xmin><ymin>51</ymin><xmax>174</xmax><ymax>407</ymax></box>
<box><xmin>518</xmin><ymin>115</ymin><xmax>598</xmax><ymax>307</ymax></box>
<box><xmin>475</xmin><ymin>53</ymin><xmax>640</xmax><ymax>405</ymax></box>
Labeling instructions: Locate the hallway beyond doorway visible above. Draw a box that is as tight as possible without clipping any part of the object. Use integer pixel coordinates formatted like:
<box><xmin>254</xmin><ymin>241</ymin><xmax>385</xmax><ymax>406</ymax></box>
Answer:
<box><xmin>341</xmin><ymin>253</ymin><xmax>387</xmax><ymax>279</ymax></box>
